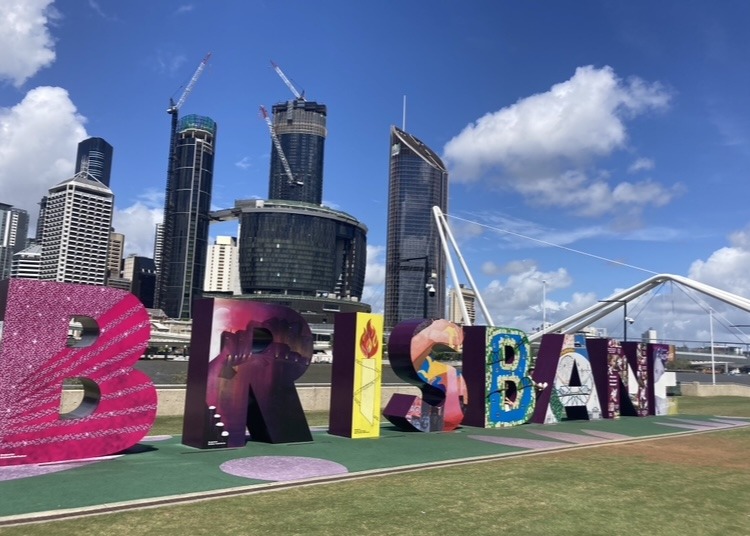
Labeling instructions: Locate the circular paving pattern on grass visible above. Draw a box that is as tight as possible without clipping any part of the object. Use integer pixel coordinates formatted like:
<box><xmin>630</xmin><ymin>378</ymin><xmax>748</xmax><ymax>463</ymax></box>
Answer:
<box><xmin>220</xmin><ymin>456</ymin><xmax>348</xmax><ymax>481</ymax></box>
<box><xmin>0</xmin><ymin>460</ymin><xmax>100</xmax><ymax>482</ymax></box>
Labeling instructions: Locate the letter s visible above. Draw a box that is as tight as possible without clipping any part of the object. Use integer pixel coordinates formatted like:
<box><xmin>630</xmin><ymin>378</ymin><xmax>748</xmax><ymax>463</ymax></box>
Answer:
<box><xmin>383</xmin><ymin>319</ymin><xmax>467</xmax><ymax>432</ymax></box>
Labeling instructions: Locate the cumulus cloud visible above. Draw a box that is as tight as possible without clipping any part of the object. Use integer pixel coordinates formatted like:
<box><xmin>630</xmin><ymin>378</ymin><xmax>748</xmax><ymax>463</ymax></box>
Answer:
<box><xmin>443</xmin><ymin>65</ymin><xmax>677</xmax><ymax>218</ymax></box>
<box><xmin>687</xmin><ymin>224</ymin><xmax>750</xmax><ymax>298</ymax></box>
<box><xmin>477</xmin><ymin>263</ymin><xmax>576</xmax><ymax>330</ymax></box>
<box><xmin>628</xmin><ymin>157</ymin><xmax>654</xmax><ymax>173</ymax></box>
<box><xmin>0</xmin><ymin>0</ymin><xmax>58</xmax><ymax>87</ymax></box>
<box><xmin>0</xmin><ymin>86</ymin><xmax>88</xmax><ymax>230</ymax></box>
<box><xmin>514</xmin><ymin>172</ymin><xmax>677</xmax><ymax>217</ymax></box>
<box><xmin>112</xmin><ymin>193</ymin><xmax>164</xmax><ymax>258</ymax></box>
<box><xmin>362</xmin><ymin>245</ymin><xmax>385</xmax><ymax>313</ymax></box>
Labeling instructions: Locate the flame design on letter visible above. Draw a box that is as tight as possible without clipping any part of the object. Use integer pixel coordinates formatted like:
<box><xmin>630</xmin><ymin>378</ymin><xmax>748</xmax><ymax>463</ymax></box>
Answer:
<box><xmin>359</xmin><ymin>319</ymin><xmax>379</xmax><ymax>358</ymax></box>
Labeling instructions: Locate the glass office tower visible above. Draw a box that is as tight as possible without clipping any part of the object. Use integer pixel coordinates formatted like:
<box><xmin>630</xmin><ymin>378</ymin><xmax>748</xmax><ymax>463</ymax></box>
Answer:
<box><xmin>157</xmin><ymin>114</ymin><xmax>216</xmax><ymax>319</ymax></box>
<box><xmin>75</xmin><ymin>137</ymin><xmax>113</xmax><ymax>187</ymax></box>
<box><xmin>269</xmin><ymin>99</ymin><xmax>327</xmax><ymax>205</ymax></box>
<box><xmin>233</xmin><ymin>199</ymin><xmax>366</xmax><ymax>299</ymax></box>
<box><xmin>384</xmin><ymin>126</ymin><xmax>448</xmax><ymax>331</ymax></box>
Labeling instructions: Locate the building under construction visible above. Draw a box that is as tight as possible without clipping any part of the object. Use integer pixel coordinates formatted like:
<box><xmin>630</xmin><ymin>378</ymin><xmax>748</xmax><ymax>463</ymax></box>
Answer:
<box><xmin>209</xmin><ymin>64</ymin><xmax>369</xmax><ymax>326</ymax></box>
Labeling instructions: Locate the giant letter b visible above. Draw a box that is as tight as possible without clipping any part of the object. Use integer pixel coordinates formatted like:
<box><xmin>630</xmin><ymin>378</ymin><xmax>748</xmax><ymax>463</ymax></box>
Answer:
<box><xmin>0</xmin><ymin>280</ymin><xmax>156</xmax><ymax>466</ymax></box>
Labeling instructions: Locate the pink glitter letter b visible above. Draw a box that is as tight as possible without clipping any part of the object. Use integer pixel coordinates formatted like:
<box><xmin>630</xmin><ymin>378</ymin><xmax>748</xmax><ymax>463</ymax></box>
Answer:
<box><xmin>0</xmin><ymin>280</ymin><xmax>156</xmax><ymax>466</ymax></box>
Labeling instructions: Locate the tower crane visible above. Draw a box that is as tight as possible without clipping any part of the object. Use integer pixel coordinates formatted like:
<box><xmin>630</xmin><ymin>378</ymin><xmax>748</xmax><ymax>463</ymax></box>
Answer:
<box><xmin>157</xmin><ymin>52</ymin><xmax>211</xmax><ymax>310</ymax></box>
<box><xmin>168</xmin><ymin>52</ymin><xmax>212</xmax><ymax>115</ymax></box>
<box><xmin>164</xmin><ymin>51</ymin><xmax>212</xmax><ymax>199</ymax></box>
<box><xmin>260</xmin><ymin>105</ymin><xmax>303</xmax><ymax>186</ymax></box>
<box><xmin>270</xmin><ymin>60</ymin><xmax>305</xmax><ymax>101</ymax></box>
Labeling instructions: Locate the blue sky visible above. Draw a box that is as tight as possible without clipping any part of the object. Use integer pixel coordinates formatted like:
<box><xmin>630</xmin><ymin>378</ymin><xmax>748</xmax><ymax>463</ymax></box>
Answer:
<box><xmin>2</xmin><ymin>0</ymin><xmax>750</xmax><ymax>346</ymax></box>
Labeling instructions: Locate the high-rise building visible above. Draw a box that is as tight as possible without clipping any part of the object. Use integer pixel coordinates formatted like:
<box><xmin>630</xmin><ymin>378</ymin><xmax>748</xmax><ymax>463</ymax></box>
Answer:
<box><xmin>215</xmin><ymin>199</ymin><xmax>367</xmax><ymax>300</ymax></box>
<box><xmin>123</xmin><ymin>254</ymin><xmax>156</xmax><ymax>308</ymax></box>
<box><xmin>153</xmin><ymin>222</ymin><xmax>164</xmax><ymax>274</ymax></box>
<box><xmin>268</xmin><ymin>100</ymin><xmax>327</xmax><ymax>205</ymax></box>
<box><xmin>11</xmin><ymin>244</ymin><xmax>42</xmax><ymax>279</ymax></box>
<box><xmin>157</xmin><ymin>114</ymin><xmax>217</xmax><ymax>319</ymax></box>
<box><xmin>204</xmin><ymin>235</ymin><xmax>239</xmax><ymax>293</ymax></box>
<box><xmin>0</xmin><ymin>203</ymin><xmax>29</xmax><ymax>279</ymax></box>
<box><xmin>40</xmin><ymin>171</ymin><xmax>114</xmax><ymax>285</ymax></box>
<box><xmin>107</xmin><ymin>230</ymin><xmax>125</xmax><ymax>280</ymax></box>
<box><xmin>36</xmin><ymin>196</ymin><xmax>47</xmax><ymax>242</ymax></box>
<box><xmin>75</xmin><ymin>137</ymin><xmax>113</xmax><ymax>187</ymax></box>
<box><xmin>448</xmin><ymin>284</ymin><xmax>476</xmax><ymax>326</ymax></box>
<box><xmin>210</xmin><ymin>90</ymin><xmax>370</xmax><ymax>327</ymax></box>
<box><xmin>384</xmin><ymin>126</ymin><xmax>448</xmax><ymax>331</ymax></box>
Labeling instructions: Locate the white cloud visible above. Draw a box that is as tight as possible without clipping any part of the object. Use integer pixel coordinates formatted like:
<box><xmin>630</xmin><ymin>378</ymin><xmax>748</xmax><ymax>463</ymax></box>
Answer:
<box><xmin>112</xmin><ymin>193</ymin><xmax>164</xmax><ymax>258</ymax></box>
<box><xmin>0</xmin><ymin>86</ymin><xmax>88</xmax><ymax>230</ymax></box>
<box><xmin>688</xmin><ymin>245</ymin><xmax>750</xmax><ymax>297</ymax></box>
<box><xmin>478</xmin><ymin>263</ymin><xmax>575</xmax><ymax>330</ymax></box>
<box><xmin>362</xmin><ymin>245</ymin><xmax>385</xmax><ymax>313</ymax></box>
<box><xmin>235</xmin><ymin>156</ymin><xmax>252</xmax><ymax>170</ymax></box>
<box><xmin>151</xmin><ymin>49</ymin><xmax>186</xmax><ymax>76</ymax></box>
<box><xmin>443</xmin><ymin>65</ymin><xmax>675</xmax><ymax>218</ymax></box>
<box><xmin>628</xmin><ymin>157</ymin><xmax>654</xmax><ymax>173</ymax></box>
<box><xmin>514</xmin><ymin>172</ymin><xmax>678</xmax><ymax>217</ymax></box>
<box><xmin>0</xmin><ymin>0</ymin><xmax>57</xmax><ymax>87</ymax></box>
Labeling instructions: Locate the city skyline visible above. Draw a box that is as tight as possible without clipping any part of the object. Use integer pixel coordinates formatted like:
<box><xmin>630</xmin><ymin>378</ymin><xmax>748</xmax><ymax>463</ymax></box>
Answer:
<box><xmin>1</xmin><ymin>2</ymin><xmax>750</xmax><ymax>344</ymax></box>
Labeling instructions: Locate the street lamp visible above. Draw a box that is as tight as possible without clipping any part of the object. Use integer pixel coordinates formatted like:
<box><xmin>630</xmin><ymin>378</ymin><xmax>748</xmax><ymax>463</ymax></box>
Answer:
<box><xmin>401</xmin><ymin>255</ymin><xmax>435</xmax><ymax>319</ymax></box>
<box><xmin>599</xmin><ymin>299</ymin><xmax>633</xmax><ymax>342</ymax></box>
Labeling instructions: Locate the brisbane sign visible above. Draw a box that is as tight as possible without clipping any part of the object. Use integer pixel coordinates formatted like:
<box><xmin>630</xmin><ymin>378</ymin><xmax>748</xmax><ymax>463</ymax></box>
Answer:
<box><xmin>0</xmin><ymin>280</ymin><xmax>674</xmax><ymax>466</ymax></box>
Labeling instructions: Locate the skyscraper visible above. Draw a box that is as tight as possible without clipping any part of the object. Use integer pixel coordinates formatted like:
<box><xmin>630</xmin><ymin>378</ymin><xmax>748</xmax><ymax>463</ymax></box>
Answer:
<box><xmin>157</xmin><ymin>114</ymin><xmax>217</xmax><ymax>319</ymax></box>
<box><xmin>204</xmin><ymin>235</ymin><xmax>238</xmax><ymax>293</ymax></box>
<box><xmin>123</xmin><ymin>254</ymin><xmax>156</xmax><ymax>308</ymax></box>
<box><xmin>11</xmin><ymin>244</ymin><xmax>42</xmax><ymax>279</ymax></box>
<box><xmin>210</xmin><ymin>88</ymin><xmax>369</xmax><ymax>326</ymax></box>
<box><xmin>0</xmin><ymin>203</ymin><xmax>29</xmax><ymax>280</ymax></box>
<box><xmin>384</xmin><ymin>126</ymin><xmax>448</xmax><ymax>331</ymax></box>
<box><xmin>153</xmin><ymin>222</ymin><xmax>164</xmax><ymax>274</ymax></box>
<box><xmin>36</xmin><ymin>196</ymin><xmax>47</xmax><ymax>242</ymax></box>
<box><xmin>448</xmin><ymin>284</ymin><xmax>476</xmax><ymax>326</ymax></box>
<box><xmin>107</xmin><ymin>230</ymin><xmax>125</xmax><ymax>280</ymax></box>
<box><xmin>75</xmin><ymin>137</ymin><xmax>113</xmax><ymax>187</ymax></box>
<box><xmin>40</xmin><ymin>172</ymin><xmax>114</xmax><ymax>285</ymax></box>
<box><xmin>268</xmin><ymin>100</ymin><xmax>327</xmax><ymax>205</ymax></box>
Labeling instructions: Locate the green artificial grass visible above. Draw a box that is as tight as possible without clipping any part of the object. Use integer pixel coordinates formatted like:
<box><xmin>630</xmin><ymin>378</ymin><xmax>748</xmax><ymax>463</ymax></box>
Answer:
<box><xmin>2</xmin><ymin>398</ymin><xmax>748</xmax><ymax>536</ymax></box>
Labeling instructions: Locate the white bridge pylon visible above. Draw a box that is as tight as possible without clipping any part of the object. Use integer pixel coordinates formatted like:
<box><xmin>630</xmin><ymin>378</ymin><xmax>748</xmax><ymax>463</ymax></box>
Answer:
<box><xmin>432</xmin><ymin>206</ymin><xmax>750</xmax><ymax>342</ymax></box>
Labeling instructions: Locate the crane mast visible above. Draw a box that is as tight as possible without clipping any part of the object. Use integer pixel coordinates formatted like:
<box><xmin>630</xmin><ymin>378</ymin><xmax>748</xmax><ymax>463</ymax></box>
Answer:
<box><xmin>270</xmin><ymin>60</ymin><xmax>304</xmax><ymax>101</ymax></box>
<box><xmin>260</xmin><ymin>105</ymin><xmax>303</xmax><ymax>186</ymax></box>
